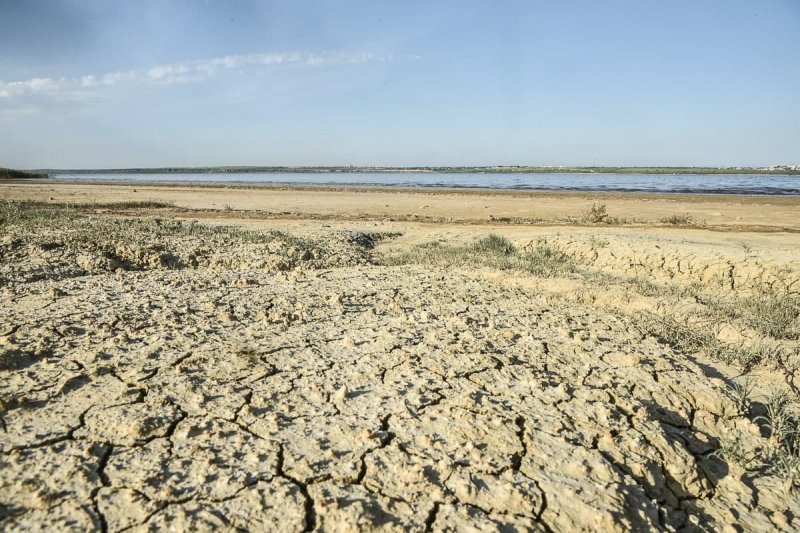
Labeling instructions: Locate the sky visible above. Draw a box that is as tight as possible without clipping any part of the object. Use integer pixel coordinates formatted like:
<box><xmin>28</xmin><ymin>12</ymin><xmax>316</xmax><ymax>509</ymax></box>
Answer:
<box><xmin>1</xmin><ymin>0</ymin><xmax>798</xmax><ymax>168</ymax></box>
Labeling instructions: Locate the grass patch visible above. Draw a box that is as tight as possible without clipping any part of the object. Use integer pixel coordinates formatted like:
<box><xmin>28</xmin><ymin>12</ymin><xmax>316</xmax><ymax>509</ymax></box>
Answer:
<box><xmin>635</xmin><ymin>312</ymin><xmax>781</xmax><ymax>371</ymax></box>
<box><xmin>754</xmin><ymin>391</ymin><xmax>799</xmax><ymax>489</ymax></box>
<box><xmin>1</xmin><ymin>200</ymin><xmax>302</xmax><ymax>247</ymax></box>
<box><xmin>384</xmin><ymin>234</ymin><xmax>576</xmax><ymax>277</ymax></box>
<box><xmin>1</xmin><ymin>200</ymin><xmax>74</xmax><ymax>227</ymax></box>
<box><xmin>610</xmin><ymin>270</ymin><xmax>798</xmax><ymax>344</ymax></box>
<box><xmin>1</xmin><ymin>200</ymin><xmax>173</xmax><ymax>228</ymax></box>
<box><xmin>707</xmin><ymin>289</ymin><xmax>800</xmax><ymax>340</ymax></box>
<box><xmin>471</xmin><ymin>234</ymin><xmax>515</xmax><ymax>255</ymax></box>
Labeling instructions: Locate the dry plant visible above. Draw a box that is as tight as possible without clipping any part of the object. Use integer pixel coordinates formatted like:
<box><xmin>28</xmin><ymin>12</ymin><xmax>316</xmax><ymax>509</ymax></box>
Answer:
<box><xmin>659</xmin><ymin>213</ymin><xmax>694</xmax><ymax>225</ymax></box>
<box><xmin>708</xmin><ymin>288</ymin><xmax>800</xmax><ymax>340</ymax></box>
<box><xmin>634</xmin><ymin>312</ymin><xmax>779</xmax><ymax>371</ymax></box>
<box><xmin>728</xmin><ymin>376</ymin><xmax>756</xmax><ymax>415</ymax></box>
<box><xmin>712</xmin><ymin>432</ymin><xmax>762</xmax><ymax>471</ymax></box>
<box><xmin>578</xmin><ymin>203</ymin><xmax>626</xmax><ymax>225</ymax></box>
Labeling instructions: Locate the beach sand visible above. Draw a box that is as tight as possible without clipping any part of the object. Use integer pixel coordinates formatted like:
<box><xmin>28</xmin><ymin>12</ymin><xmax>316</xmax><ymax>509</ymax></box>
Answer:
<box><xmin>2</xmin><ymin>181</ymin><xmax>799</xmax><ymax>531</ymax></box>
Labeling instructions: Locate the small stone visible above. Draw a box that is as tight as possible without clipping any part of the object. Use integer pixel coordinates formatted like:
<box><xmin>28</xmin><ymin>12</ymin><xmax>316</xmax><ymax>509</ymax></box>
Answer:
<box><xmin>218</xmin><ymin>310</ymin><xmax>235</xmax><ymax>322</ymax></box>
<box><xmin>772</xmin><ymin>511</ymin><xmax>789</xmax><ymax>527</ymax></box>
<box><xmin>332</xmin><ymin>385</ymin><xmax>350</xmax><ymax>402</ymax></box>
<box><xmin>500</xmin><ymin>329</ymin><xmax>518</xmax><ymax>340</ymax></box>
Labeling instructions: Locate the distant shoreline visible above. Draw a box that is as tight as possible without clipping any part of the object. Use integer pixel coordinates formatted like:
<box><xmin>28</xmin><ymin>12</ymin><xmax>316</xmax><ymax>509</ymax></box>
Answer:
<box><xmin>5</xmin><ymin>179</ymin><xmax>800</xmax><ymax>232</ymax></box>
<box><xmin>39</xmin><ymin>166</ymin><xmax>800</xmax><ymax>176</ymax></box>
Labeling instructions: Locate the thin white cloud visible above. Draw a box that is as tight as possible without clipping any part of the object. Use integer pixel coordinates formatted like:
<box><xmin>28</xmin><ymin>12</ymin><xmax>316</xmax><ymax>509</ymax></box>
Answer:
<box><xmin>0</xmin><ymin>51</ymin><xmax>401</xmax><ymax>99</ymax></box>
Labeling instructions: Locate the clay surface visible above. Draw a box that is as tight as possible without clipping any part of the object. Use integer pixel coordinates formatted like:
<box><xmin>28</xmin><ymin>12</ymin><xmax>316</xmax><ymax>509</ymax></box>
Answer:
<box><xmin>2</xmin><ymin>189</ymin><xmax>799</xmax><ymax>531</ymax></box>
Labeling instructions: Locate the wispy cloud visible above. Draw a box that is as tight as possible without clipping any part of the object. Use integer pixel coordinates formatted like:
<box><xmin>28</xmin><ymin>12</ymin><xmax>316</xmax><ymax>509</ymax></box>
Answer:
<box><xmin>0</xmin><ymin>51</ymin><xmax>399</xmax><ymax>99</ymax></box>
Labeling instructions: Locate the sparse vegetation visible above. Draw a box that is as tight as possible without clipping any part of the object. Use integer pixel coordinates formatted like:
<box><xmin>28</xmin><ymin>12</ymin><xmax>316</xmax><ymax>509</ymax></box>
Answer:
<box><xmin>659</xmin><ymin>214</ymin><xmax>694</xmax><ymax>225</ymax></box>
<box><xmin>710</xmin><ymin>388</ymin><xmax>800</xmax><ymax>489</ymax></box>
<box><xmin>1</xmin><ymin>201</ymin><xmax>297</xmax><ymax>246</ymax></box>
<box><xmin>757</xmin><ymin>391</ymin><xmax>796</xmax><ymax>448</ymax></box>
<box><xmin>708</xmin><ymin>288</ymin><xmax>800</xmax><ymax>340</ymax></box>
<box><xmin>384</xmin><ymin>234</ymin><xmax>576</xmax><ymax>277</ymax></box>
<box><xmin>0</xmin><ymin>200</ymin><xmax>328</xmax><ymax>284</ymax></box>
<box><xmin>581</xmin><ymin>203</ymin><xmax>613</xmax><ymax>224</ymax></box>
<box><xmin>471</xmin><ymin>234</ymin><xmax>515</xmax><ymax>255</ymax></box>
<box><xmin>729</xmin><ymin>376</ymin><xmax>756</xmax><ymax>415</ymax></box>
<box><xmin>635</xmin><ymin>312</ymin><xmax>780</xmax><ymax>371</ymax></box>
<box><xmin>77</xmin><ymin>200</ymin><xmax>175</xmax><ymax>209</ymax></box>
<box><xmin>588</xmin><ymin>236</ymin><xmax>609</xmax><ymax>249</ymax></box>
<box><xmin>744</xmin><ymin>390</ymin><xmax>800</xmax><ymax>489</ymax></box>
<box><xmin>555</xmin><ymin>203</ymin><xmax>629</xmax><ymax>225</ymax></box>
<box><xmin>1</xmin><ymin>200</ymin><xmax>173</xmax><ymax>228</ymax></box>
<box><xmin>1</xmin><ymin>200</ymin><xmax>73</xmax><ymax>227</ymax></box>
<box><xmin>712</xmin><ymin>432</ymin><xmax>762</xmax><ymax>471</ymax></box>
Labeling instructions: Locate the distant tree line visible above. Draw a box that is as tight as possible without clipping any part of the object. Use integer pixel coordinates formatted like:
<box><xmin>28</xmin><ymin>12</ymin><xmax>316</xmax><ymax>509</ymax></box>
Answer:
<box><xmin>0</xmin><ymin>168</ymin><xmax>49</xmax><ymax>179</ymax></box>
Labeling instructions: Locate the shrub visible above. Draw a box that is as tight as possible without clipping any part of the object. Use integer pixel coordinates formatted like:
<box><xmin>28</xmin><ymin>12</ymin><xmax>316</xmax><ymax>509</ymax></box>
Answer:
<box><xmin>660</xmin><ymin>214</ymin><xmax>694</xmax><ymax>225</ymax></box>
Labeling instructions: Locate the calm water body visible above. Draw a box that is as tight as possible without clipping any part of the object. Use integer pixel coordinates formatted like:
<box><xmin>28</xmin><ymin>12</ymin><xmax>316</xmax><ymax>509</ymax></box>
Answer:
<box><xmin>54</xmin><ymin>172</ymin><xmax>800</xmax><ymax>195</ymax></box>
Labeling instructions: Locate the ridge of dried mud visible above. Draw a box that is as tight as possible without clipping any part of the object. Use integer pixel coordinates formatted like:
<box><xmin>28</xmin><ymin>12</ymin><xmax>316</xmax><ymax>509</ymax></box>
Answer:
<box><xmin>2</xmin><ymin>211</ymin><xmax>799</xmax><ymax>531</ymax></box>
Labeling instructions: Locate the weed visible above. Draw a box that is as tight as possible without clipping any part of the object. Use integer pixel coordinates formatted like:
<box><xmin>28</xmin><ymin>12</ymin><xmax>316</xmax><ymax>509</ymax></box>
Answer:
<box><xmin>709</xmin><ymin>288</ymin><xmax>800</xmax><ymax>340</ymax></box>
<box><xmin>581</xmin><ymin>203</ymin><xmax>610</xmax><ymax>224</ymax></box>
<box><xmin>588</xmin><ymin>236</ymin><xmax>609</xmax><ymax>249</ymax></box>
<box><xmin>756</xmin><ymin>391</ymin><xmax>796</xmax><ymax>445</ymax></box>
<box><xmin>711</xmin><ymin>432</ymin><xmax>762</xmax><ymax>471</ymax></box>
<box><xmin>729</xmin><ymin>376</ymin><xmax>756</xmax><ymax>415</ymax></box>
<box><xmin>519</xmin><ymin>240</ymin><xmax>577</xmax><ymax>276</ymax></box>
<box><xmin>738</xmin><ymin>290</ymin><xmax>800</xmax><ymax>340</ymax></box>
<box><xmin>0</xmin><ymin>200</ymin><xmax>314</xmax><ymax>276</ymax></box>
<box><xmin>660</xmin><ymin>214</ymin><xmax>694</xmax><ymax>225</ymax></box>
<box><xmin>635</xmin><ymin>312</ymin><xmax>777</xmax><ymax>371</ymax></box>
<box><xmin>471</xmin><ymin>234</ymin><xmax>515</xmax><ymax>256</ymax></box>
<box><xmin>753</xmin><ymin>390</ymin><xmax>800</xmax><ymax>490</ymax></box>
<box><xmin>767</xmin><ymin>448</ymin><xmax>800</xmax><ymax>490</ymax></box>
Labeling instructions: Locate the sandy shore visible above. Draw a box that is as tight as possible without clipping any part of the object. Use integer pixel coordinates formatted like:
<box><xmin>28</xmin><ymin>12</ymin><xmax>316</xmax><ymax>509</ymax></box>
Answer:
<box><xmin>2</xmin><ymin>182</ymin><xmax>800</xmax><ymax>531</ymax></box>
<box><xmin>4</xmin><ymin>179</ymin><xmax>800</xmax><ymax>230</ymax></box>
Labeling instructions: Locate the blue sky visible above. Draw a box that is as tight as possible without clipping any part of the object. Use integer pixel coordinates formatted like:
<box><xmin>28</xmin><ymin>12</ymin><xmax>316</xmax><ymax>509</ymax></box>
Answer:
<box><xmin>1</xmin><ymin>0</ymin><xmax>798</xmax><ymax>168</ymax></box>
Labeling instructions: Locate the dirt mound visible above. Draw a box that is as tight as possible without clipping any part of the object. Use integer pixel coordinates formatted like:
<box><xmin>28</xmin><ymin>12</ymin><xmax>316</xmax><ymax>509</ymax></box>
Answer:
<box><xmin>527</xmin><ymin>234</ymin><xmax>800</xmax><ymax>293</ymax></box>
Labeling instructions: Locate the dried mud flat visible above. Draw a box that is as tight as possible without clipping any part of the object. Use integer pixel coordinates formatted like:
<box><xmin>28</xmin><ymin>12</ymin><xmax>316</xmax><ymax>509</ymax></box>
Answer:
<box><xmin>2</xmin><ymin>203</ymin><xmax>800</xmax><ymax>532</ymax></box>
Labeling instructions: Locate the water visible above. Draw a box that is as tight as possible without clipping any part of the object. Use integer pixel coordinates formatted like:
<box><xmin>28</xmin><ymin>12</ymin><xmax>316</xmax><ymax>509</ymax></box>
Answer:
<box><xmin>53</xmin><ymin>172</ymin><xmax>800</xmax><ymax>195</ymax></box>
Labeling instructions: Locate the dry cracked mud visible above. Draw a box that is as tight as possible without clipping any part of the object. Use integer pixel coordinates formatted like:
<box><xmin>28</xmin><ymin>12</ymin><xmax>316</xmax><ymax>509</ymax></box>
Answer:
<box><xmin>2</xmin><ymin>209</ymin><xmax>800</xmax><ymax>532</ymax></box>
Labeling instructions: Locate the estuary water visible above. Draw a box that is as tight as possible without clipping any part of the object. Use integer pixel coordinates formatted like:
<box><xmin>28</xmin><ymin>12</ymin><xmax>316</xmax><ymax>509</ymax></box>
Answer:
<box><xmin>53</xmin><ymin>172</ymin><xmax>800</xmax><ymax>195</ymax></box>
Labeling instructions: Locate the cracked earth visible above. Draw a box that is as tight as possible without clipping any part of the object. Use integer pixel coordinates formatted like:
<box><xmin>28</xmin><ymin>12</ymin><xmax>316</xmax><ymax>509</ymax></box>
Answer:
<box><xmin>2</xmin><ymin>209</ymin><xmax>800</xmax><ymax>531</ymax></box>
